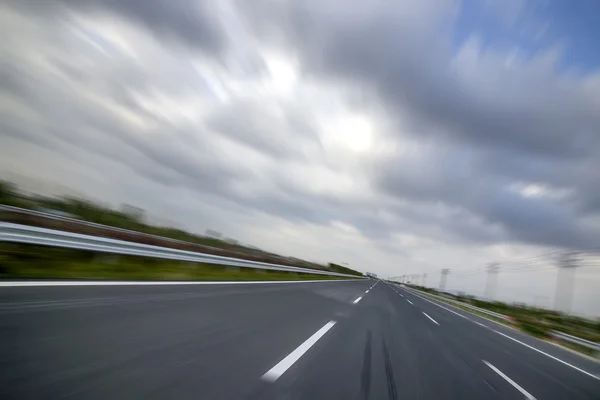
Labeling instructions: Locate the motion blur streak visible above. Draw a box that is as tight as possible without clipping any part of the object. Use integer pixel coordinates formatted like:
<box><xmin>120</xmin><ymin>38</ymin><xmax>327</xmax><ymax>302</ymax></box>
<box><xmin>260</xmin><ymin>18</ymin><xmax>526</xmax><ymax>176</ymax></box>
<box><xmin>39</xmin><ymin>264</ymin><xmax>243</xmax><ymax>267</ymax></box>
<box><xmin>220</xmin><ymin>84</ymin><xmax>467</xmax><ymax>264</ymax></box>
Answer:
<box><xmin>2</xmin><ymin>281</ymin><xmax>599</xmax><ymax>399</ymax></box>
<box><xmin>1</xmin><ymin>0</ymin><xmax>600</xmax><ymax>399</ymax></box>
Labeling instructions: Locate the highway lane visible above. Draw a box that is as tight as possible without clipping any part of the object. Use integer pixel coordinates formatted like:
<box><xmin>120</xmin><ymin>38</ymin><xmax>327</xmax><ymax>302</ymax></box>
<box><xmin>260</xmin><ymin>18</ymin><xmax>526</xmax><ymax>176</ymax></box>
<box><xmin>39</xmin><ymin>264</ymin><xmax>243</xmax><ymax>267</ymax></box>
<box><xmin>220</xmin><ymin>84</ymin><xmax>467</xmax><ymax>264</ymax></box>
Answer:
<box><xmin>394</xmin><ymin>283</ymin><xmax>600</xmax><ymax>377</ymax></box>
<box><xmin>1</xmin><ymin>279</ymin><xmax>598</xmax><ymax>399</ymax></box>
<box><xmin>0</xmin><ymin>279</ymin><xmax>372</xmax><ymax>399</ymax></box>
<box><xmin>252</xmin><ymin>279</ymin><xmax>499</xmax><ymax>399</ymax></box>
<box><xmin>387</xmin><ymin>283</ymin><xmax>600</xmax><ymax>398</ymax></box>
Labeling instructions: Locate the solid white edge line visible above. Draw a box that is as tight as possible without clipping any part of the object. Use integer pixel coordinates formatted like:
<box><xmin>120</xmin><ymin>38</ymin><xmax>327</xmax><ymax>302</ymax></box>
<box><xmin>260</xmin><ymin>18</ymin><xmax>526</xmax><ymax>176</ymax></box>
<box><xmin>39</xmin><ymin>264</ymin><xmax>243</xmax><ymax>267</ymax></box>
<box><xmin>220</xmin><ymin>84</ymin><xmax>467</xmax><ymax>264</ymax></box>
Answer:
<box><xmin>402</xmin><ymin>288</ymin><xmax>468</xmax><ymax>319</ymax></box>
<box><xmin>492</xmin><ymin>330</ymin><xmax>600</xmax><ymax>381</ymax></box>
<box><xmin>0</xmin><ymin>279</ymin><xmax>360</xmax><ymax>288</ymax></box>
<box><xmin>422</xmin><ymin>312</ymin><xmax>439</xmax><ymax>325</ymax></box>
<box><xmin>400</xmin><ymin>287</ymin><xmax>600</xmax><ymax>381</ymax></box>
<box><xmin>353</xmin><ymin>296</ymin><xmax>363</xmax><ymax>304</ymax></box>
<box><xmin>483</xmin><ymin>360</ymin><xmax>537</xmax><ymax>400</ymax></box>
<box><xmin>261</xmin><ymin>321</ymin><xmax>336</xmax><ymax>382</ymax></box>
<box><xmin>407</xmin><ymin>299</ymin><xmax>413</xmax><ymax>305</ymax></box>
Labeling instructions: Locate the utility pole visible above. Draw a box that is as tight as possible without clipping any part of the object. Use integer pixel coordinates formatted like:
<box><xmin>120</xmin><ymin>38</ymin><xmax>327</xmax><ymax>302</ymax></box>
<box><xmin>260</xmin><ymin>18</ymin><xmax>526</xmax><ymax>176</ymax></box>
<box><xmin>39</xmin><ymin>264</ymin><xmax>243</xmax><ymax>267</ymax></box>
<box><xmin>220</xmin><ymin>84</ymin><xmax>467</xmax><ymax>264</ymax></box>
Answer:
<box><xmin>484</xmin><ymin>263</ymin><xmax>500</xmax><ymax>301</ymax></box>
<box><xmin>439</xmin><ymin>269</ymin><xmax>450</xmax><ymax>291</ymax></box>
<box><xmin>554</xmin><ymin>251</ymin><xmax>579</xmax><ymax>313</ymax></box>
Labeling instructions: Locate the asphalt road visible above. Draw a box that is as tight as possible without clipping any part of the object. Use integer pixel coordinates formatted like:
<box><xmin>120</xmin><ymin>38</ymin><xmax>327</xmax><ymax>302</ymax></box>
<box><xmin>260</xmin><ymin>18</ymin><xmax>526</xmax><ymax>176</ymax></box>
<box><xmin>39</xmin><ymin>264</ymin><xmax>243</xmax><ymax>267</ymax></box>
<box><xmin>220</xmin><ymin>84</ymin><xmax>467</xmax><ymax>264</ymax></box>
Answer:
<box><xmin>1</xmin><ymin>279</ymin><xmax>599</xmax><ymax>399</ymax></box>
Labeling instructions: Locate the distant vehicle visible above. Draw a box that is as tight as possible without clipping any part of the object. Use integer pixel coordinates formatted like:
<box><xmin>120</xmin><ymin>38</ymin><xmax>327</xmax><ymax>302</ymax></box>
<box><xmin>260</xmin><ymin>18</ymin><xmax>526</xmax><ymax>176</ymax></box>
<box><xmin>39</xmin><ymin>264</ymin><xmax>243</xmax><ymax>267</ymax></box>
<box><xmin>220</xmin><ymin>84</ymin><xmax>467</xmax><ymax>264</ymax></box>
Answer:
<box><xmin>366</xmin><ymin>272</ymin><xmax>378</xmax><ymax>279</ymax></box>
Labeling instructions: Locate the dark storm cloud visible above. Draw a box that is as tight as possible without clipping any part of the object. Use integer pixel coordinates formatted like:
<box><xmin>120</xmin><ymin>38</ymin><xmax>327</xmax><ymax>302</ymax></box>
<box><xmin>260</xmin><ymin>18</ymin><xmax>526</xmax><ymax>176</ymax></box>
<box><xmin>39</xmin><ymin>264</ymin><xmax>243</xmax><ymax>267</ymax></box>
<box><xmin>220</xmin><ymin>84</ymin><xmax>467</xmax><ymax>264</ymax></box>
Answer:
<box><xmin>3</xmin><ymin>0</ymin><xmax>600</xmax><ymax>254</ymax></box>
<box><xmin>0</xmin><ymin>14</ymin><xmax>335</xmax><ymax>234</ymax></box>
<box><xmin>237</xmin><ymin>0</ymin><xmax>600</xmax><ymax>250</ymax></box>
<box><xmin>478</xmin><ymin>189</ymin><xmax>596</xmax><ymax>250</ymax></box>
<box><xmin>7</xmin><ymin>0</ymin><xmax>226</xmax><ymax>53</ymax></box>
<box><xmin>0</xmin><ymin>59</ymin><xmax>242</xmax><ymax>200</ymax></box>
<box><xmin>239</xmin><ymin>0</ymin><xmax>600</xmax><ymax>159</ymax></box>
<box><xmin>206</xmin><ymin>99</ymin><xmax>323</xmax><ymax>160</ymax></box>
<box><xmin>373</xmin><ymin>138</ymin><xmax>600</xmax><ymax>250</ymax></box>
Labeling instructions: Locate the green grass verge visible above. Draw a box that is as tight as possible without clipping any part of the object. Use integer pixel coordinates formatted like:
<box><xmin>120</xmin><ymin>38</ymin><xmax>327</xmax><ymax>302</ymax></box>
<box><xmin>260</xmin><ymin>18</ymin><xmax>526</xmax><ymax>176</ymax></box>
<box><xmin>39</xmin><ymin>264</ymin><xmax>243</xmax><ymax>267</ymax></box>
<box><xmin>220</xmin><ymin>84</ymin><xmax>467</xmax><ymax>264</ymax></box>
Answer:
<box><xmin>554</xmin><ymin>339</ymin><xmax>598</xmax><ymax>358</ymax></box>
<box><xmin>0</xmin><ymin>243</ymin><xmax>351</xmax><ymax>282</ymax></box>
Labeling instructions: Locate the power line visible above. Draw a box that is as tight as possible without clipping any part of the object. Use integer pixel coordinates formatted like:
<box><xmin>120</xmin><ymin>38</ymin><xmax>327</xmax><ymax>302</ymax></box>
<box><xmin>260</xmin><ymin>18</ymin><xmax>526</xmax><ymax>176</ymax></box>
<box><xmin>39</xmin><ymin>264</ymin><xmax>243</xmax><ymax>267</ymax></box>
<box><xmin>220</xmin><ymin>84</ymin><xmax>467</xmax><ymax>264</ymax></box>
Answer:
<box><xmin>502</xmin><ymin>268</ymin><xmax>551</xmax><ymax>273</ymax></box>
<box><xmin>456</xmin><ymin>269</ymin><xmax>486</xmax><ymax>276</ymax></box>
<box><xmin>500</xmin><ymin>251</ymin><xmax>563</xmax><ymax>263</ymax></box>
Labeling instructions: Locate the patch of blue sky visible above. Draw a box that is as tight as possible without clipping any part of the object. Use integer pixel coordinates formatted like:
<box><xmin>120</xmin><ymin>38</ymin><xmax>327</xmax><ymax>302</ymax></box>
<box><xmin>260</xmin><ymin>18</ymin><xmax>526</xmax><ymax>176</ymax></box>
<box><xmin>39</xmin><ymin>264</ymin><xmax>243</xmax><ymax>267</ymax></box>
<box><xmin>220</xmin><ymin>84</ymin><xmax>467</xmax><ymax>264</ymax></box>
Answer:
<box><xmin>452</xmin><ymin>0</ymin><xmax>600</xmax><ymax>75</ymax></box>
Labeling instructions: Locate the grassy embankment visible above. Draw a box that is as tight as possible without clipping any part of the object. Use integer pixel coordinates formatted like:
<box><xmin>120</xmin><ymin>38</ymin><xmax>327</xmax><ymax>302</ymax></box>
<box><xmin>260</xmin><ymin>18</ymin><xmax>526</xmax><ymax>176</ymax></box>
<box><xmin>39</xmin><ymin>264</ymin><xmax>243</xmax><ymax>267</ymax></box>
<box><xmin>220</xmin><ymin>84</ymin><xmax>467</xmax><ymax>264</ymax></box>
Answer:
<box><xmin>0</xmin><ymin>243</ymin><xmax>351</xmax><ymax>282</ymax></box>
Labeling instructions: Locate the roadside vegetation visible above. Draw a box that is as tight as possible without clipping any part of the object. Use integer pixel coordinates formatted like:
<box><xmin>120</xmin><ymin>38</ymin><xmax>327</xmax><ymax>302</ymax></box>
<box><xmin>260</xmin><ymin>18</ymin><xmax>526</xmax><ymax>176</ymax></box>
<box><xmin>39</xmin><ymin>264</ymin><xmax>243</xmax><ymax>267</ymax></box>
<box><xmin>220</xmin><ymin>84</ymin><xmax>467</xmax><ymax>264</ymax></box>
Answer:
<box><xmin>0</xmin><ymin>179</ymin><xmax>365</xmax><ymax>279</ymax></box>
<box><xmin>0</xmin><ymin>243</ymin><xmax>348</xmax><ymax>282</ymax></box>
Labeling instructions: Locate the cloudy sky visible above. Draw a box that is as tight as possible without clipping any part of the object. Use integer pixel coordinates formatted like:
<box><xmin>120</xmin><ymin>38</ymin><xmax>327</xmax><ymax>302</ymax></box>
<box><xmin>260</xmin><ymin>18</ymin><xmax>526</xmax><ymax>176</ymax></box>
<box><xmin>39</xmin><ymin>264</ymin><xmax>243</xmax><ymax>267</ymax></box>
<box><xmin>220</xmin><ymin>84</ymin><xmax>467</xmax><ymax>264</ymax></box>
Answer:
<box><xmin>1</xmin><ymin>0</ymin><xmax>600</xmax><ymax>315</ymax></box>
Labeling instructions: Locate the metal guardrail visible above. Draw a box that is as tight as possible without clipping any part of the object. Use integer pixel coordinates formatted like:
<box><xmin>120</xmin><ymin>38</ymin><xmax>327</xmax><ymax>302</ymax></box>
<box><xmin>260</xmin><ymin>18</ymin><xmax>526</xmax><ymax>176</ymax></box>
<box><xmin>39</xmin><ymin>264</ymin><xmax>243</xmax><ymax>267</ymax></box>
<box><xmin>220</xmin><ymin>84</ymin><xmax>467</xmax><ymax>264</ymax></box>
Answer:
<box><xmin>403</xmin><ymin>285</ymin><xmax>598</xmax><ymax>352</ymax></box>
<box><xmin>0</xmin><ymin>204</ymin><xmax>258</xmax><ymax>254</ymax></box>
<box><xmin>1</xmin><ymin>204</ymin><xmax>307</xmax><ymax>261</ymax></box>
<box><xmin>0</xmin><ymin>223</ymin><xmax>365</xmax><ymax>279</ymax></box>
<box><xmin>402</xmin><ymin>286</ymin><xmax>512</xmax><ymax>321</ymax></box>
<box><xmin>550</xmin><ymin>331</ymin><xmax>600</xmax><ymax>351</ymax></box>
<box><xmin>0</xmin><ymin>204</ymin><xmax>326</xmax><ymax>268</ymax></box>
<box><xmin>433</xmin><ymin>295</ymin><xmax>511</xmax><ymax>321</ymax></box>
